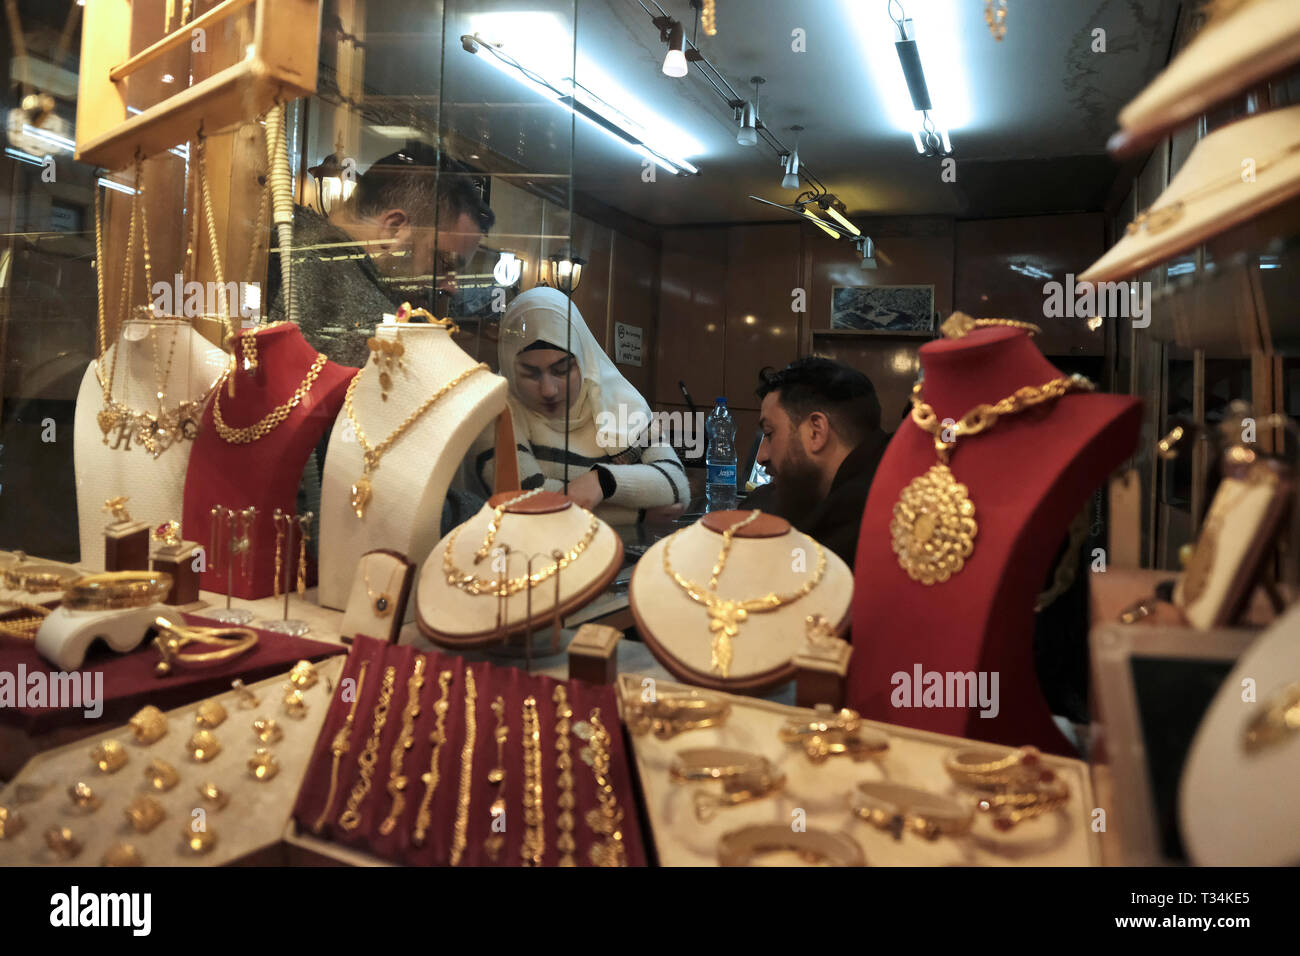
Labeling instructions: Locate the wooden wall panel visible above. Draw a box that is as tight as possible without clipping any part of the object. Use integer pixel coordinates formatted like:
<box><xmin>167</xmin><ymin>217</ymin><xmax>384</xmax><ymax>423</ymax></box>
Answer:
<box><xmin>655</xmin><ymin>227</ymin><xmax>727</xmax><ymax>410</ymax></box>
<box><xmin>608</xmin><ymin>232</ymin><xmax>658</xmax><ymax>399</ymax></box>
<box><xmin>724</xmin><ymin>224</ymin><xmax>801</xmax><ymax>411</ymax></box>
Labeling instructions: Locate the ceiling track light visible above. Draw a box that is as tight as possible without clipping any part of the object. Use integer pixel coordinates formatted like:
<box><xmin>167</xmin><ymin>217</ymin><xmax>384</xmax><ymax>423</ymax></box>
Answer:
<box><xmin>734</xmin><ymin>75</ymin><xmax>763</xmax><ymax>146</ymax></box>
<box><xmin>782</xmin><ymin>124</ymin><xmax>802</xmax><ymax>189</ymax></box>
<box><xmin>914</xmin><ymin>110</ymin><xmax>952</xmax><ymax>157</ymax></box>
<box><xmin>660</xmin><ymin>19</ymin><xmax>687</xmax><ymax>77</ymax></box>
<box><xmin>857</xmin><ymin>236</ymin><xmax>877</xmax><ymax>270</ymax></box>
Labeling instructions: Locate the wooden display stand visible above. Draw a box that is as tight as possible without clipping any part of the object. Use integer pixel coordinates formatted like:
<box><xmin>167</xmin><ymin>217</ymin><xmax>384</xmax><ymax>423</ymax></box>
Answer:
<box><xmin>793</xmin><ymin>638</ymin><xmax>851</xmax><ymax>710</ymax></box>
<box><xmin>75</xmin><ymin>0</ymin><xmax>322</xmax><ymax>167</ymax></box>
<box><xmin>151</xmin><ymin>542</ymin><xmax>202</xmax><ymax>606</ymax></box>
<box><xmin>568</xmin><ymin>623</ymin><xmax>621</xmax><ymax>685</ymax></box>
<box><xmin>104</xmin><ymin>521</ymin><xmax>150</xmax><ymax>572</ymax></box>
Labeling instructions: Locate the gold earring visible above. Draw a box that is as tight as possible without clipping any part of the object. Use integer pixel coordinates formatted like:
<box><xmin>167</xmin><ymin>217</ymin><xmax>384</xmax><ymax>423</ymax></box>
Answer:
<box><xmin>248</xmin><ymin>747</ymin><xmax>279</xmax><ymax>781</ymax></box>
<box><xmin>187</xmin><ymin>730</ymin><xmax>222</xmax><ymax>763</ymax></box>
<box><xmin>68</xmin><ymin>781</ymin><xmax>101</xmax><ymax>813</ymax></box>
<box><xmin>252</xmin><ymin>717</ymin><xmax>283</xmax><ymax>743</ymax></box>
<box><xmin>145</xmin><ymin>758</ymin><xmax>180</xmax><ymax>792</ymax></box>
<box><xmin>195</xmin><ymin>700</ymin><xmax>228</xmax><ymax>729</ymax></box>
<box><xmin>297</xmin><ymin>515</ymin><xmax>310</xmax><ymax>596</ymax></box>
<box><xmin>124</xmin><ymin>796</ymin><xmax>166</xmax><ymax>833</ymax></box>
<box><xmin>91</xmin><ymin>740</ymin><xmax>128</xmax><ymax>774</ymax></box>
<box><xmin>129</xmin><ymin>705</ymin><xmax>168</xmax><ymax>745</ymax></box>
<box><xmin>273</xmin><ymin>508</ymin><xmax>284</xmax><ymax>597</ymax></box>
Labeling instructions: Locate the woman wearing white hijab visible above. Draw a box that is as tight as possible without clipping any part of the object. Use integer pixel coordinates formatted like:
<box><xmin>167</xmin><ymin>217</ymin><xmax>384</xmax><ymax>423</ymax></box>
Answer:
<box><xmin>474</xmin><ymin>286</ymin><xmax>688</xmax><ymax>524</ymax></box>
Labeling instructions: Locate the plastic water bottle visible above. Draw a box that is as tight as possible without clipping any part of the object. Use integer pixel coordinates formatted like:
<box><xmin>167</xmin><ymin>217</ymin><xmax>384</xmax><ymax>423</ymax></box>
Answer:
<box><xmin>705</xmin><ymin>397</ymin><xmax>738</xmax><ymax>512</ymax></box>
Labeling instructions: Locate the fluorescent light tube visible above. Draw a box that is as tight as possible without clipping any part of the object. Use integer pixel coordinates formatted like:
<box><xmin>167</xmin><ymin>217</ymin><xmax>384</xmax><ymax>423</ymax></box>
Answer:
<box><xmin>824</xmin><ymin>204</ymin><xmax>861</xmax><ymax>236</ymax></box>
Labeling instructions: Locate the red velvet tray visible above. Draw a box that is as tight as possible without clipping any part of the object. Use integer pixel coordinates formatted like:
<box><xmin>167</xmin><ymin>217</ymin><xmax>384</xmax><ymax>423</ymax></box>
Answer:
<box><xmin>292</xmin><ymin>636</ymin><xmax>647</xmax><ymax>867</ymax></box>
<box><xmin>0</xmin><ymin>612</ymin><xmax>345</xmax><ymax>735</ymax></box>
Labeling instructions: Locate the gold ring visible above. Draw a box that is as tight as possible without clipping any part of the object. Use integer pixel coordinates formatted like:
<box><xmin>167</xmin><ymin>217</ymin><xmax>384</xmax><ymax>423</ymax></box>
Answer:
<box><xmin>91</xmin><ymin>739</ymin><xmax>128</xmax><ymax>774</ymax></box>
<box><xmin>778</xmin><ymin>707</ymin><xmax>890</xmax><ymax>764</ymax></box>
<box><xmin>153</xmin><ymin>520</ymin><xmax>182</xmax><ymax>548</ymax></box>
<box><xmin>181</xmin><ymin>825</ymin><xmax>217</xmax><ymax>856</ymax></box>
<box><xmin>718</xmin><ymin>824</ymin><xmax>865</xmax><ymax>867</ymax></box>
<box><xmin>45</xmin><ymin>826</ymin><xmax>82</xmax><ymax>860</ymax></box>
<box><xmin>124</xmin><ymin>796</ymin><xmax>166</xmax><ymax>833</ymax></box>
<box><xmin>943</xmin><ymin>745</ymin><xmax>1054</xmax><ymax>791</ymax></box>
<box><xmin>187</xmin><ymin>730</ymin><xmax>222</xmax><ymax>763</ymax></box>
<box><xmin>252</xmin><ymin>717</ymin><xmax>283</xmax><ymax>743</ymax></box>
<box><xmin>850</xmin><ymin>781</ymin><xmax>973</xmax><ymax>841</ymax></box>
<box><xmin>68</xmin><ymin>781</ymin><xmax>101</xmax><ymax>813</ymax></box>
<box><xmin>195</xmin><ymin>700</ymin><xmax>228</xmax><ymax>729</ymax></box>
<box><xmin>128</xmin><ymin>705</ymin><xmax>168</xmax><ymax>745</ymax></box>
<box><xmin>102</xmin><ymin>842</ymin><xmax>144</xmax><ymax>867</ymax></box>
<box><xmin>145</xmin><ymin>758</ymin><xmax>180</xmax><ymax>792</ymax></box>
<box><xmin>63</xmin><ymin>571</ymin><xmax>172</xmax><ymax>611</ymax></box>
<box><xmin>281</xmin><ymin>687</ymin><xmax>308</xmax><ymax>719</ymax></box>
<box><xmin>196</xmin><ymin>781</ymin><xmax>229</xmax><ymax>811</ymax></box>
<box><xmin>231</xmin><ymin>679</ymin><xmax>260</xmax><ymax>709</ymax></box>
<box><xmin>288</xmin><ymin>659</ymin><xmax>319</xmax><ymax>690</ymax></box>
<box><xmin>0</xmin><ymin>806</ymin><xmax>27</xmax><ymax>839</ymax></box>
<box><xmin>247</xmin><ymin>748</ymin><xmax>279</xmax><ymax>782</ymax></box>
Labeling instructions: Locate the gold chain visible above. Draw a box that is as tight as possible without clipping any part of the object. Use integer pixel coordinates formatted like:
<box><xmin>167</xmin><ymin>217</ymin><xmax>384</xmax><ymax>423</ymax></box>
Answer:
<box><xmin>443</xmin><ymin>509</ymin><xmax>601</xmax><ymax>596</ymax></box>
<box><xmin>662</xmin><ymin>516</ymin><xmax>827</xmax><ymax>678</ymax></box>
<box><xmin>520</xmin><ymin>695</ymin><xmax>544</xmax><ymax>866</ymax></box>
<box><xmin>378</xmin><ymin>657</ymin><xmax>426</xmax><ymax>836</ymax></box>
<box><xmin>475</xmin><ymin>488</ymin><xmax>546</xmax><ymax>562</ymax></box>
<box><xmin>584</xmin><ymin>708</ymin><xmax>627</xmax><ymax>867</ymax></box>
<box><xmin>338</xmin><ymin>665</ymin><xmax>396</xmax><ymax>831</ymax></box>
<box><xmin>412</xmin><ymin>669</ymin><xmax>454</xmax><ymax>846</ymax></box>
<box><xmin>211</xmin><ymin>353</ymin><xmax>328</xmax><ymax>443</ymax></box>
<box><xmin>0</xmin><ymin>599</ymin><xmax>52</xmax><ymax>641</ymax></box>
<box><xmin>708</xmin><ymin>510</ymin><xmax>760</xmax><ymax>589</ymax></box>
<box><xmin>892</xmin><ymin>374</ymin><xmax>1095</xmax><ymax>585</ymax></box>
<box><xmin>313</xmin><ymin>660</ymin><xmax>369</xmax><ymax>833</ymax></box>
<box><xmin>940</xmin><ymin>312</ymin><xmax>1040</xmax><ymax>340</ymax></box>
<box><xmin>449</xmin><ymin>668</ymin><xmax>477</xmax><ymax>866</ymax></box>
<box><xmin>553</xmin><ymin>685</ymin><xmax>577</xmax><ymax>866</ymax></box>
<box><xmin>345</xmin><ymin>361</ymin><xmax>488</xmax><ymax>518</ymax></box>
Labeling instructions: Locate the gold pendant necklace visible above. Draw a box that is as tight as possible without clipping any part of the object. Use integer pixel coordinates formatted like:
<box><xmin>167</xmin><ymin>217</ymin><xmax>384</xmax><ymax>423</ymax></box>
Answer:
<box><xmin>661</xmin><ymin>511</ymin><xmax>827</xmax><ymax>678</ymax></box>
<box><xmin>1180</xmin><ymin>462</ymin><xmax>1277</xmax><ymax>604</ymax></box>
<box><xmin>365</xmin><ymin>562</ymin><xmax>402</xmax><ymax>617</ymax></box>
<box><xmin>344</xmin><ymin>361</ymin><xmax>488</xmax><ymax>518</ymax></box>
<box><xmin>892</xmin><ymin>374</ymin><xmax>1094</xmax><ymax>584</ymax></box>
<box><xmin>443</xmin><ymin>508</ymin><xmax>601</xmax><ymax>596</ymax></box>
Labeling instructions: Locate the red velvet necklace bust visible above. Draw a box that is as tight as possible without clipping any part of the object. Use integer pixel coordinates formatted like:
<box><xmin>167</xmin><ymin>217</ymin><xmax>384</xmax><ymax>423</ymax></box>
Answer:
<box><xmin>849</xmin><ymin>327</ymin><xmax>1141</xmax><ymax>754</ymax></box>
<box><xmin>182</xmin><ymin>324</ymin><xmax>357</xmax><ymax>599</ymax></box>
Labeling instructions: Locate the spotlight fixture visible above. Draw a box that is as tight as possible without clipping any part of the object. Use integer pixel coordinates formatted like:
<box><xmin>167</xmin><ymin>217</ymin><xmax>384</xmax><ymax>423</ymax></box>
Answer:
<box><xmin>857</xmin><ymin>236</ymin><xmax>877</xmax><ymax>270</ymax></box>
<box><xmin>662</xmin><ymin>20</ymin><xmax>687</xmax><ymax>77</ymax></box>
<box><xmin>736</xmin><ymin>76</ymin><xmax>763</xmax><ymax>146</ymax></box>
<box><xmin>307</xmin><ymin>153</ymin><xmax>355</xmax><ymax>216</ymax></box>
<box><xmin>782</xmin><ymin>125</ymin><xmax>802</xmax><ymax>189</ymax></box>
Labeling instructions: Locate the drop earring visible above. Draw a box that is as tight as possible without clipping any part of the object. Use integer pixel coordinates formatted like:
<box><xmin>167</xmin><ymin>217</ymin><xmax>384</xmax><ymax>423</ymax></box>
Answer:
<box><xmin>296</xmin><ymin>514</ymin><xmax>311</xmax><ymax>596</ymax></box>
<box><xmin>272</xmin><ymin>508</ymin><xmax>284</xmax><ymax>597</ymax></box>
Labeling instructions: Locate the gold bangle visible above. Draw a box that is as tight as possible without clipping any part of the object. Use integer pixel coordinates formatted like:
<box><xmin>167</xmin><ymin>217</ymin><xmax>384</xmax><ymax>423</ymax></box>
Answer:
<box><xmin>625</xmin><ymin>692</ymin><xmax>731</xmax><ymax>740</ymax></box>
<box><xmin>553</xmin><ymin>686</ymin><xmax>576</xmax><ymax>866</ymax></box>
<box><xmin>314</xmin><ymin>659</ymin><xmax>368</xmax><ymax>833</ymax></box>
<box><xmin>62</xmin><ymin>571</ymin><xmax>172</xmax><ymax>610</ymax></box>
<box><xmin>3</xmin><ymin>557</ymin><xmax>81</xmax><ymax>594</ymax></box>
<box><xmin>379</xmin><ymin>657</ymin><xmax>426</xmax><ymax>836</ymax></box>
<box><xmin>668</xmin><ymin>747</ymin><xmax>773</xmax><ymax>783</ymax></box>
<box><xmin>338</xmin><ymin>665</ymin><xmax>396</xmax><ymax>831</ymax></box>
<box><xmin>129</xmin><ymin>705</ymin><xmax>168</xmax><ymax>745</ymax></box>
<box><xmin>583</xmin><ymin>709</ymin><xmax>627</xmax><ymax>866</ymax></box>
<box><xmin>718</xmin><ymin>824</ymin><xmax>865</xmax><ymax>867</ymax></box>
<box><xmin>152</xmin><ymin>616</ymin><xmax>258</xmax><ymax>677</ymax></box>
<box><xmin>778</xmin><ymin>707</ymin><xmax>890</xmax><ymax>764</ymax></box>
<box><xmin>973</xmin><ymin>779</ymin><xmax>1071</xmax><ymax>830</ymax></box>
<box><xmin>943</xmin><ymin>745</ymin><xmax>1055</xmax><ymax>791</ymax></box>
<box><xmin>520</xmin><ymin>695</ymin><xmax>544</xmax><ymax>866</ymax></box>
<box><xmin>449</xmin><ymin>668</ymin><xmax>477</xmax><ymax>866</ymax></box>
<box><xmin>850</xmin><ymin>781</ymin><xmax>973</xmax><ymax>840</ymax></box>
<box><xmin>412</xmin><ymin>669</ymin><xmax>454</xmax><ymax>846</ymax></box>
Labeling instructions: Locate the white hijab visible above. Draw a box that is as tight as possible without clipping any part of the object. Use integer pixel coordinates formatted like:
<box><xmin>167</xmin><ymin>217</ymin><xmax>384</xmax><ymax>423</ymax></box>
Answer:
<box><xmin>499</xmin><ymin>286</ymin><xmax>651</xmax><ymax>450</ymax></box>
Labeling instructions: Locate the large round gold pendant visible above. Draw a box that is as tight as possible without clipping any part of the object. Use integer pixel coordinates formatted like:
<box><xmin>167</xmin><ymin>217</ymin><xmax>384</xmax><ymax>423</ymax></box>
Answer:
<box><xmin>890</xmin><ymin>464</ymin><xmax>977</xmax><ymax>584</ymax></box>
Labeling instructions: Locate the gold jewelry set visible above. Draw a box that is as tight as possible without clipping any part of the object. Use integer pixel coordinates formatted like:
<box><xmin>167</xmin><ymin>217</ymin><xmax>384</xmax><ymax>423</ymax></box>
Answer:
<box><xmin>6</xmin><ymin>665</ymin><xmax>319</xmax><ymax>864</ymax></box>
<box><xmin>661</xmin><ymin>511</ymin><xmax>827</xmax><ymax>678</ymax></box>
<box><xmin>345</xmin><ymin>361</ymin><xmax>489</xmax><ymax>519</ymax></box>
<box><xmin>212</xmin><ymin>353</ymin><xmax>329</xmax><ymax>444</ymax></box>
<box><xmin>367</xmin><ymin>334</ymin><xmax>405</xmax><ymax>400</ymax></box>
<box><xmin>942</xmin><ymin>745</ymin><xmax>1071</xmax><ymax>830</ymax></box>
<box><xmin>892</xmin><ymin>374</ymin><xmax>1094</xmax><ymax>584</ymax></box>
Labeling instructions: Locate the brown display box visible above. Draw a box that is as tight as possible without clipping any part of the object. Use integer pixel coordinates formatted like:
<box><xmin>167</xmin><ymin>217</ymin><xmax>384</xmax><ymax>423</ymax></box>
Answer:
<box><xmin>105</xmin><ymin>522</ymin><xmax>150</xmax><ymax>572</ymax></box>
<box><xmin>152</xmin><ymin>544</ymin><xmax>202</xmax><ymax>606</ymax></box>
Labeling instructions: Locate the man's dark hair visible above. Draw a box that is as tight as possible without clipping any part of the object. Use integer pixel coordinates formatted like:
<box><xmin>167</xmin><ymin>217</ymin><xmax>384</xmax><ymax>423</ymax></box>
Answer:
<box><xmin>349</xmin><ymin>143</ymin><xmax>496</xmax><ymax>234</ymax></box>
<box><xmin>756</xmin><ymin>356</ymin><xmax>882</xmax><ymax>444</ymax></box>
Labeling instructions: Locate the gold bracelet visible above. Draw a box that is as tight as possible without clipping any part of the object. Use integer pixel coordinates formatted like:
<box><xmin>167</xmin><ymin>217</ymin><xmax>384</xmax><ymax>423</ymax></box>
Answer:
<box><xmin>4</xmin><ymin>562</ymin><xmax>81</xmax><ymax>594</ymax></box>
<box><xmin>778</xmin><ymin>707</ymin><xmax>890</xmax><ymax>764</ymax></box>
<box><xmin>151</xmin><ymin>617</ymin><xmax>258</xmax><ymax>677</ymax></box>
<box><xmin>850</xmin><ymin>781</ymin><xmax>973</xmax><ymax>841</ymax></box>
<box><xmin>553</xmin><ymin>686</ymin><xmax>576</xmax><ymax>866</ymax></box>
<box><xmin>584</xmin><ymin>709</ymin><xmax>627</xmax><ymax>867</ymax></box>
<box><xmin>63</xmin><ymin>571</ymin><xmax>172</xmax><ymax>610</ymax></box>
<box><xmin>449</xmin><ymin>668</ymin><xmax>477</xmax><ymax>866</ymax></box>
<box><xmin>308</xmin><ymin>660</ymin><xmax>361</xmax><ymax>832</ymax></box>
<box><xmin>943</xmin><ymin>745</ymin><xmax>1055</xmax><ymax>791</ymax></box>
<box><xmin>669</xmin><ymin>747</ymin><xmax>786</xmax><ymax>823</ymax></box>
<box><xmin>625</xmin><ymin>692</ymin><xmax>731</xmax><ymax>740</ymax></box>
<box><xmin>378</xmin><ymin>657</ymin><xmax>426</xmax><ymax>836</ymax></box>
<box><xmin>718</xmin><ymin>824</ymin><xmax>865</xmax><ymax>867</ymax></box>
<box><xmin>520</xmin><ymin>695</ymin><xmax>544</xmax><ymax>866</ymax></box>
<box><xmin>412</xmin><ymin>669</ymin><xmax>454</xmax><ymax>846</ymax></box>
<box><xmin>338</xmin><ymin>665</ymin><xmax>396</xmax><ymax>831</ymax></box>
<box><xmin>484</xmin><ymin>696</ymin><xmax>508</xmax><ymax>861</ymax></box>
<box><xmin>973</xmin><ymin>778</ymin><xmax>1071</xmax><ymax>830</ymax></box>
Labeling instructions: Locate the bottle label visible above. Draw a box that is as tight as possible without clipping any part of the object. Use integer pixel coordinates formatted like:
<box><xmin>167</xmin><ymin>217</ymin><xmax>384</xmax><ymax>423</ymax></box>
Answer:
<box><xmin>707</xmin><ymin>464</ymin><xmax>736</xmax><ymax>485</ymax></box>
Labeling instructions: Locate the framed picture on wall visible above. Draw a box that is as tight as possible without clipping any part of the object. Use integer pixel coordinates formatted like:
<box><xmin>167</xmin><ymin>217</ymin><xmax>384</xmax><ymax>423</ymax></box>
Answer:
<box><xmin>830</xmin><ymin>285</ymin><xmax>936</xmax><ymax>335</ymax></box>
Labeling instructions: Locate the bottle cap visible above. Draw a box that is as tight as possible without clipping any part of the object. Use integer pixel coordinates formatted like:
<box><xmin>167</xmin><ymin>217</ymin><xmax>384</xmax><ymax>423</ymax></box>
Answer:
<box><xmin>716</xmin><ymin>397</ymin><xmax>727</xmax><ymax>405</ymax></box>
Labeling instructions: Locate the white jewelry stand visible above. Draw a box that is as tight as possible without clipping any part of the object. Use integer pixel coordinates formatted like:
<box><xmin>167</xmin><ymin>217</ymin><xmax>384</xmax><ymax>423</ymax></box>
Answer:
<box><xmin>34</xmin><ymin>603</ymin><xmax>167</xmax><ymax>670</ymax></box>
<box><xmin>339</xmin><ymin>549</ymin><xmax>414</xmax><ymax>643</ymax></box>
<box><xmin>1179</xmin><ymin>601</ymin><xmax>1300</xmax><ymax>865</ymax></box>
<box><xmin>73</xmin><ymin>320</ymin><xmax>227</xmax><ymax>569</ymax></box>
<box><xmin>318</xmin><ymin>323</ymin><xmax>507</xmax><ymax>612</ymax></box>
<box><xmin>629</xmin><ymin>512</ymin><xmax>854</xmax><ymax>694</ymax></box>
<box><xmin>416</xmin><ymin>493</ymin><xmax>623</xmax><ymax>647</ymax></box>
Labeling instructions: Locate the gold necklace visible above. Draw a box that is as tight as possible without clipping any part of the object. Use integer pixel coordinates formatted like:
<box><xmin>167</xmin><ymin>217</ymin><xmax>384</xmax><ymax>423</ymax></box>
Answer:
<box><xmin>313</xmin><ymin>660</ymin><xmax>369</xmax><ymax>833</ymax></box>
<box><xmin>338</xmin><ymin>665</ymin><xmax>396</xmax><ymax>831</ymax></box>
<box><xmin>475</xmin><ymin>488</ymin><xmax>546</xmax><ymax>562</ymax></box>
<box><xmin>940</xmin><ymin>312</ymin><xmax>1040</xmax><ymax>340</ymax></box>
<box><xmin>661</xmin><ymin>512</ymin><xmax>827</xmax><ymax>678</ymax></box>
<box><xmin>449</xmin><ymin>668</ymin><xmax>477</xmax><ymax>866</ymax></box>
<box><xmin>211</xmin><ymin>353</ymin><xmax>328</xmax><ymax>444</ymax></box>
<box><xmin>1180</xmin><ymin>463</ymin><xmax>1277</xmax><ymax>604</ymax></box>
<box><xmin>892</xmin><ymin>374</ymin><xmax>1094</xmax><ymax>585</ymax></box>
<box><xmin>344</xmin><ymin>362</ymin><xmax>489</xmax><ymax>518</ymax></box>
<box><xmin>443</xmin><ymin>508</ymin><xmax>601</xmax><ymax>596</ymax></box>
<box><xmin>365</xmin><ymin>562</ymin><xmax>402</xmax><ymax>617</ymax></box>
